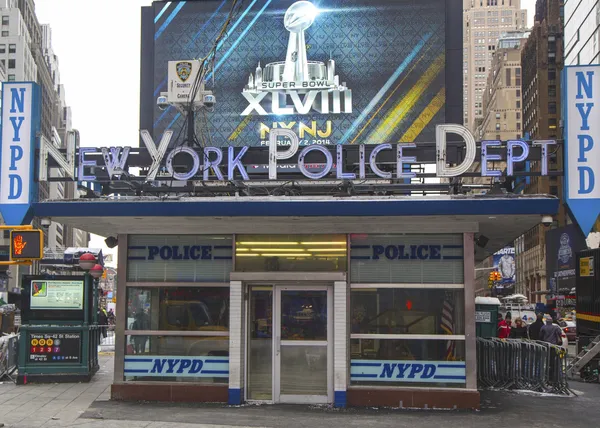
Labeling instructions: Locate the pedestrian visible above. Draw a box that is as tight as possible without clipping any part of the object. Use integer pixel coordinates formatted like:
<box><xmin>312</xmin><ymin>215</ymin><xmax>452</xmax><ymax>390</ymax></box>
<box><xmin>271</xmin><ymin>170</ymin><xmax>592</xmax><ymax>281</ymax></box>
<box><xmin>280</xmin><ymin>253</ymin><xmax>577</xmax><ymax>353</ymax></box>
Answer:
<box><xmin>539</xmin><ymin>315</ymin><xmax>562</xmax><ymax>345</ymax></box>
<box><xmin>498</xmin><ymin>314</ymin><xmax>512</xmax><ymax>339</ymax></box>
<box><xmin>527</xmin><ymin>312</ymin><xmax>544</xmax><ymax>340</ymax></box>
<box><xmin>510</xmin><ymin>318</ymin><xmax>527</xmax><ymax>339</ymax></box>
<box><xmin>98</xmin><ymin>308</ymin><xmax>108</xmax><ymax>338</ymax></box>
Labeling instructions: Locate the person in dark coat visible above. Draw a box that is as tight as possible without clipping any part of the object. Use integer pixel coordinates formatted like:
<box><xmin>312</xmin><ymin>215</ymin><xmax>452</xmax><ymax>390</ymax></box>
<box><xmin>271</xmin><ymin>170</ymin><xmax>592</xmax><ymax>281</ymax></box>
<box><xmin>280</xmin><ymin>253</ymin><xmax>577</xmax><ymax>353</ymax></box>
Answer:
<box><xmin>98</xmin><ymin>309</ymin><xmax>108</xmax><ymax>338</ymax></box>
<box><xmin>539</xmin><ymin>315</ymin><xmax>563</xmax><ymax>345</ymax></box>
<box><xmin>527</xmin><ymin>312</ymin><xmax>544</xmax><ymax>340</ymax></box>
<box><xmin>510</xmin><ymin>318</ymin><xmax>527</xmax><ymax>339</ymax></box>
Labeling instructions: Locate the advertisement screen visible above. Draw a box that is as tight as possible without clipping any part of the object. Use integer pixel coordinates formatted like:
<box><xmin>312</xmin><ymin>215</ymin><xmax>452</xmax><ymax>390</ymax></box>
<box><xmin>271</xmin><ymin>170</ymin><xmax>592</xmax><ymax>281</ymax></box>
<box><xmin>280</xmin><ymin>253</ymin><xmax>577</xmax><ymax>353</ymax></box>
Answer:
<box><xmin>146</xmin><ymin>0</ymin><xmax>449</xmax><ymax>147</ymax></box>
<box><xmin>492</xmin><ymin>247</ymin><xmax>516</xmax><ymax>297</ymax></box>
<box><xmin>546</xmin><ymin>225</ymin><xmax>588</xmax><ymax>294</ymax></box>
<box><xmin>30</xmin><ymin>280</ymin><xmax>84</xmax><ymax>310</ymax></box>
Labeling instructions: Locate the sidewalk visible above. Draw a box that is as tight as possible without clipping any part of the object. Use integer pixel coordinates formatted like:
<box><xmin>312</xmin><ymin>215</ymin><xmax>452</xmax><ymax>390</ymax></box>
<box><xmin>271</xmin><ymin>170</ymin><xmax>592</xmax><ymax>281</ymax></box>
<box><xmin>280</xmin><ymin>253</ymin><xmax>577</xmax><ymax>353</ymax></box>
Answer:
<box><xmin>1</xmin><ymin>352</ymin><xmax>600</xmax><ymax>428</ymax></box>
<box><xmin>0</xmin><ymin>354</ymin><xmax>112</xmax><ymax>428</ymax></box>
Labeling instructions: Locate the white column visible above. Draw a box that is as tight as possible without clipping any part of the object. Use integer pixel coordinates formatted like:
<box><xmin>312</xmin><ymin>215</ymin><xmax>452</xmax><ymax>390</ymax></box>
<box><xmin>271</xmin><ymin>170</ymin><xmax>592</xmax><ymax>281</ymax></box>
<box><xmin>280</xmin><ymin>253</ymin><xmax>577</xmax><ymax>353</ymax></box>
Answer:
<box><xmin>228</xmin><ymin>280</ymin><xmax>244</xmax><ymax>404</ymax></box>
<box><xmin>463</xmin><ymin>233</ymin><xmax>477</xmax><ymax>390</ymax></box>
<box><xmin>113</xmin><ymin>234</ymin><xmax>128</xmax><ymax>384</ymax></box>
<box><xmin>333</xmin><ymin>280</ymin><xmax>348</xmax><ymax>407</ymax></box>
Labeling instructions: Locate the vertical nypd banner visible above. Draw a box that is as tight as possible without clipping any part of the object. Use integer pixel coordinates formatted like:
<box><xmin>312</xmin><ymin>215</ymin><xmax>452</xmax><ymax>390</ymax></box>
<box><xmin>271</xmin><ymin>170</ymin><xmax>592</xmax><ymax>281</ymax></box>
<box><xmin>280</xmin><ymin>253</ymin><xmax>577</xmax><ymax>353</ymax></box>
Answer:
<box><xmin>564</xmin><ymin>66</ymin><xmax>600</xmax><ymax>235</ymax></box>
<box><xmin>0</xmin><ymin>82</ymin><xmax>40</xmax><ymax>225</ymax></box>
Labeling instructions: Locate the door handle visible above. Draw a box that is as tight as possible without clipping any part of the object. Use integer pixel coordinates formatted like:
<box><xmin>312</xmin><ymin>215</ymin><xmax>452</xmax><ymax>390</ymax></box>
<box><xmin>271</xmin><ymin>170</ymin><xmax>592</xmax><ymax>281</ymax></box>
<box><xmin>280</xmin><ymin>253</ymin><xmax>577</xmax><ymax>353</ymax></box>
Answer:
<box><xmin>276</xmin><ymin>336</ymin><xmax>281</xmax><ymax>356</ymax></box>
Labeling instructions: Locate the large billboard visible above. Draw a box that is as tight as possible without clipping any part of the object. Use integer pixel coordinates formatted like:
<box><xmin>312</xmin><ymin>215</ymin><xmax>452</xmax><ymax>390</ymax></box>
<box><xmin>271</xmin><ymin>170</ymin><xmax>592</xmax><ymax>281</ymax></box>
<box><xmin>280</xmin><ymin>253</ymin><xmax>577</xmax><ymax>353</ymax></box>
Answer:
<box><xmin>141</xmin><ymin>0</ymin><xmax>461</xmax><ymax>147</ymax></box>
<box><xmin>546</xmin><ymin>224</ymin><xmax>588</xmax><ymax>294</ymax></box>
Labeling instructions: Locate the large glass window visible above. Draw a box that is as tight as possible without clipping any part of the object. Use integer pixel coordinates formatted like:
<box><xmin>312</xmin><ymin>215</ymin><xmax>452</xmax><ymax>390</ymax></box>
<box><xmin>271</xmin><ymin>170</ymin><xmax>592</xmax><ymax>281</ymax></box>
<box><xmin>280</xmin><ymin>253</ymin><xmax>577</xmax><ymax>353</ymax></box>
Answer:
<box><xmin>126</xmin><ymin>287</ymin><xmax>229</xmax><ymax>332</ymax></box>
<box><xmin>351</xmin><ymin>289</ymin><xmax>465</xmax><ymax>335</ymax></box>
<box><xmin>349</xmin><ymin>233</ymin><xmax>466</xmax><ymax>388</ymax></box>
<box><xmin>235</xmin><ymin>235</ymin><xmax>347</xmax><ymax>272</ymax></box>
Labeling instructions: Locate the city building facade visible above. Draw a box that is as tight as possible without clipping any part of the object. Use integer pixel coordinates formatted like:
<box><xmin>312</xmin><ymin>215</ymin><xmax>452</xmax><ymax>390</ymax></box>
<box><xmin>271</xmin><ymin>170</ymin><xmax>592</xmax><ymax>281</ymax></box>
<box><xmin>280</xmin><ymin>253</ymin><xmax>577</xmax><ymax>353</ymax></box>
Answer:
<box><xmin>514</xmin><ymin>0</ymin><xmax>564</xmax><ymax>303</ymax></box>
<box><xmin>0</xmin><ymin>0</ymin><xmax>89</xmax><ymax>302</ymax></box>
<box><xmin>476</xmin><ymin>30</ymin><xmax>530</xmax><ymax>141</ymax></box>
<box><xmin>463</xmin><ymin>0</ymin><xmax>528</xmax><ymax>131</ymax></box>
<box><xmin>564</xmin><ymin>0</ymin><xmax>600</xmax><ymax>65</ymax></box>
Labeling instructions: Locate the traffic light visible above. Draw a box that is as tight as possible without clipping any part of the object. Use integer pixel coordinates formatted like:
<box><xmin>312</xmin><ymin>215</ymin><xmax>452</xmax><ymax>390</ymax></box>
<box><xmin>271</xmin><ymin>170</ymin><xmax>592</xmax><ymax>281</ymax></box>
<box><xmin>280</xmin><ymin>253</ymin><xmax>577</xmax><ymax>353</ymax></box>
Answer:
<box><xmin>488</xmin><ymin>271</ymin><xmax>502</xmax><ymax>282</ymax></box>
<box><xmin>10</xmin><ymin>230</ymin><xmax>43</xmax><ymax>261</ymax></box>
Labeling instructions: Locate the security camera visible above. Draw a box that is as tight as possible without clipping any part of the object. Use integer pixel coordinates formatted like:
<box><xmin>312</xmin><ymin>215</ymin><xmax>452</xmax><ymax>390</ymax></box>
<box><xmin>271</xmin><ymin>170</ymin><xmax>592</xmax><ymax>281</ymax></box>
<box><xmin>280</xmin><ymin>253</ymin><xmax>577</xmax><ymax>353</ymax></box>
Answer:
<box><xmin>203</xmin><ymin>94</ymin><xmax>216</xmax><ymax>109</ymax></box>
<box><xmin>541</xmin><ymin>215</ymin><xmax>553</xmax><ymax>226</ymax></box>
<box><xmin>40</xmin><ymin>218</ymin><xmax>52</xmax><ymax>227</ymax></box>
<box><xmin>157</xmin><ymin>95</ymin><xmax>169</xmax><ymax>111</ymax></box>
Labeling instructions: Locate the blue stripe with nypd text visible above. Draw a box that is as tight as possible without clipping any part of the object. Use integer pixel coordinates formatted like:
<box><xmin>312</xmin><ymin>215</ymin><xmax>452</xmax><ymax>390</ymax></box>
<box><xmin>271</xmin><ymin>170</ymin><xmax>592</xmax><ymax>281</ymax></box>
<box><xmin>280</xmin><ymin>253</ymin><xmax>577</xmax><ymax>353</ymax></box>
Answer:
<box><xmin>350</xmin><ymin>360</ymin><xmax>466</xmax><ymax>383</ymax></box>
<box><xmin>124</xmin><ymin>355</ymin><xmax>228</xmax><ymax>378</ymax></box>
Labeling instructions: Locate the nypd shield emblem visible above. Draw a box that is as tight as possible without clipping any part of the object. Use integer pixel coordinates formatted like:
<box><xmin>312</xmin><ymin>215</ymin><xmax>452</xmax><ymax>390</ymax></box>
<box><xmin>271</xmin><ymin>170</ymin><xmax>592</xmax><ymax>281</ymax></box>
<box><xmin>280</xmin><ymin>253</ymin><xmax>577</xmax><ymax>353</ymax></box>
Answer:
<box><xmin>176</xmin><ymin>61</ymin><xmax>192</xmax><ymax>82</ymax></box>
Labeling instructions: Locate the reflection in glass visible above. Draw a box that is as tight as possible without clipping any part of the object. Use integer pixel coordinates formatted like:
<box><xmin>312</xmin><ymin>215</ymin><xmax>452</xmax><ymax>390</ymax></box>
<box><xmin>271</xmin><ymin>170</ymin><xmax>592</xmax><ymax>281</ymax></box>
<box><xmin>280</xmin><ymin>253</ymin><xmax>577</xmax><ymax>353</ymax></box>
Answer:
<box><xmin>350</xmin><ymin>338</ymin><xmax>465</xmax><ymax>361</ymax></box>
<box><xmin>350</xmin><ymin>289</ymin><xmax>464</xmax><ymax>335</ymax></box>
<box><xmin>126</xmin><ymin>287</ymin><xmax>229</xmax><ymax>332</ymax></box>
<box><xmin>280</xmin><ymin>346</ymin><xmax>327</xmax><ymax>395</ymax></box>
<box><xmin>281</xmin><ymin>291</ymin><xmax>327</xmax><ymax>341</ymax></box>
<box><xmin>248</xmin><ymin>287</ymin><xmax>273</xmax><ymax>400</ymax></box>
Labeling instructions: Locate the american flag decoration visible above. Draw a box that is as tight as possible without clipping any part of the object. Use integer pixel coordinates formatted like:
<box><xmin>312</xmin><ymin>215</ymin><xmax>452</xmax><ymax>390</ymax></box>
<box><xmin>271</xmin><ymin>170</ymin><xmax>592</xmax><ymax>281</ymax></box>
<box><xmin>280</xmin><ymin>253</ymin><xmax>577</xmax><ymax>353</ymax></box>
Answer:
<box><xmin>441</xmin><ymin>291</ymin><xmax>455</xmax><ymax>361</ymax></box>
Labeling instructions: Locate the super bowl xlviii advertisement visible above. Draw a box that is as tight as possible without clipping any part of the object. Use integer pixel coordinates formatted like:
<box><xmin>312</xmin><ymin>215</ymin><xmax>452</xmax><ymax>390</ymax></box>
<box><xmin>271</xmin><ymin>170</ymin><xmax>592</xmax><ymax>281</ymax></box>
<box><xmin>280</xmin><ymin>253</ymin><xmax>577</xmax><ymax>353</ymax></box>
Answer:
<box><xmin>143</xmin><ymin>0</ymin><xmax>448</xmax><ymax>147</ymax></box>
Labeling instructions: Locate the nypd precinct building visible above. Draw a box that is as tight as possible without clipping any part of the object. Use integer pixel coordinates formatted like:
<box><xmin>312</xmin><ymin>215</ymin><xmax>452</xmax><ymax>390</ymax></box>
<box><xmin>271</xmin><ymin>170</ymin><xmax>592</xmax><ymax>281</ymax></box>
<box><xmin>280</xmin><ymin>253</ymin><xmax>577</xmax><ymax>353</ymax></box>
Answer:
<box><xmin>3</xmin><ymin>0</ymin><xmax>584</xmax><ymax>410</ymax></box>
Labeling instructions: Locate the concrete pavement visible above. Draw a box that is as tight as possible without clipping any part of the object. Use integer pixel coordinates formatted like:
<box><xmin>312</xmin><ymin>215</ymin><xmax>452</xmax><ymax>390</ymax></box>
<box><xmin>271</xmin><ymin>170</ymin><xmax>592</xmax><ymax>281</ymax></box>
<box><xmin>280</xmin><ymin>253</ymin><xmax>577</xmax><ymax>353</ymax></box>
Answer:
<box><xmin>1</xmin><ymin>352</ymin><xmax>600</xmax><ymax>427</ymax></box>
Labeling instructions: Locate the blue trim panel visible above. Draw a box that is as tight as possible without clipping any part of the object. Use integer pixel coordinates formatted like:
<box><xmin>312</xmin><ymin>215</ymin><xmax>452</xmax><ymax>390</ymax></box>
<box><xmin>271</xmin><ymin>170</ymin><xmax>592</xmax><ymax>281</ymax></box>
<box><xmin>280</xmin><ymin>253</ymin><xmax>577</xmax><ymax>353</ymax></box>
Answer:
<box><xmin>34</xmin><ymin>198</ymin><xmax>560</xmax><ymax>219</ymax></box>
<box><xmin>228</xmin><ymin>388</ymin><xmax>242</xmax><ymax>405</ymax></box>
<box><xmin>350</xmin><ymin>256</ymin><xmax>371</xmax><ymax>260</ymax></box>
<box><xmin>124</xmin><ymin>358</ymin><xmax>153</xmax><ymax>363</ymax></box>
<box><xmin>334</xmin><ymin>390</ymin><xmax>347</xmax><ymax>408</ymax></box>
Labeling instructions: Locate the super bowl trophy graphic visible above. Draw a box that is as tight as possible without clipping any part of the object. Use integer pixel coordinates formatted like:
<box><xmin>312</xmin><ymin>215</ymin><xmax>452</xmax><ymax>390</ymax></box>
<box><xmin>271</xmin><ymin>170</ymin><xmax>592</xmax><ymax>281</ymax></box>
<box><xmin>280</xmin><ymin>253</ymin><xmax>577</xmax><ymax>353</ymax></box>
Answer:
<box><xmin>242</xmin><ymin>1</ymin><xmax>351</xmax><ymax>115</ymax></box>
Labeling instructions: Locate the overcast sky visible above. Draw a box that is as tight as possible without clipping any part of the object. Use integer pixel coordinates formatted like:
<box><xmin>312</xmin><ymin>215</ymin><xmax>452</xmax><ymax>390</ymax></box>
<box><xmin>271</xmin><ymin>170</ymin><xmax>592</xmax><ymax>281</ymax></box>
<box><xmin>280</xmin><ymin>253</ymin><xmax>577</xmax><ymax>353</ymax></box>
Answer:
<box><xmin>33</xmin><ymin>0</ymin><xmax>537</xmax><ymax>260</ymax></box>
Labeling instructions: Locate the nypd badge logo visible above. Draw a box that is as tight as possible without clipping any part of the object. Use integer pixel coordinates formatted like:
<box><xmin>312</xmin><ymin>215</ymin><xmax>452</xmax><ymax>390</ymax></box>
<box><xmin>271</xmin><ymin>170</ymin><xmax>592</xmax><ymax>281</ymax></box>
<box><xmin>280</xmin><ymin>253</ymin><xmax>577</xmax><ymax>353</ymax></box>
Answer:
<box><xmin>176</xmin><ymin>62</ymin><xmax>192</xmax><ymax>82</ymax></box>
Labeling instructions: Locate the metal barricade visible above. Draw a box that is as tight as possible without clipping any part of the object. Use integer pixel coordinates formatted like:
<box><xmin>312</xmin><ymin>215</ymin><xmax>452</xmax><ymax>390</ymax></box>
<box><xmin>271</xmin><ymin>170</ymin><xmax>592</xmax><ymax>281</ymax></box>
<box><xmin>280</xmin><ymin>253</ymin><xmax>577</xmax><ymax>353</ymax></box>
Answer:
<box><xmin>477</xmin><ymin>338</ymin><xmax>571</xmax><ymax>395</ymax></box>
<box><xmin>0</xmin><ymin>333</ymin><xmax>19</xmax><ymax>382</ymax></box>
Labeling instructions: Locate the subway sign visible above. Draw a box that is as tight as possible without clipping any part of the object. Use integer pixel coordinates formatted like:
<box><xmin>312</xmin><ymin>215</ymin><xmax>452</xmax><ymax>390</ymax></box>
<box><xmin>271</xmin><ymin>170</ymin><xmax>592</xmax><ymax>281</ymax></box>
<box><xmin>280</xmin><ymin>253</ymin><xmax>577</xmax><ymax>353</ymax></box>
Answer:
<box><xmin>124</xmin><ymin>355</ymin><xmax>228</xmax><ymax>378</ymax></box>
<box><xmin>351</xmin><ymin>360</ymin><xmax>466</xmax><ymax>383</ymax></box>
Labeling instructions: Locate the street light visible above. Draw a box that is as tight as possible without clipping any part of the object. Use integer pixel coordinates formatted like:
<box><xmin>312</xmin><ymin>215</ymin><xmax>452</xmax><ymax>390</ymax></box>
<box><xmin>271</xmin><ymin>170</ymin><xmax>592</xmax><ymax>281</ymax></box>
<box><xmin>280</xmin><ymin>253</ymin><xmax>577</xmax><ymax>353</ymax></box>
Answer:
<box><xmin>78</xmin><ymin>253</ymin><xmax>96</xmax><ymax>270</ymax></box>
<box><xmin>90</xmin><ymin>264</ymin><xmax>104</xmax><ymax>280</ymax></box>
<box><xmin>78</xmin><ymin>253</ymin><xmax>104</xmax><ymax>324</ymax></box>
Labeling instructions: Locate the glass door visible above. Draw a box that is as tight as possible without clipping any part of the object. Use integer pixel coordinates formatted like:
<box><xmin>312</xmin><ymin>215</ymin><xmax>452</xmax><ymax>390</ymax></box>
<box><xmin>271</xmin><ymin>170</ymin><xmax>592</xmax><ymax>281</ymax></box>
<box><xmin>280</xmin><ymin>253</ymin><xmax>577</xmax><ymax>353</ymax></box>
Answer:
<box><xmin>247</xmin><ymin>286</ymin><xmax>273</xmax><ymax>400</ymax></box>
<box><xmin>274</xmin><ymin>286</ymin><xmax>332</xmax><ymax>404</ymax></box>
